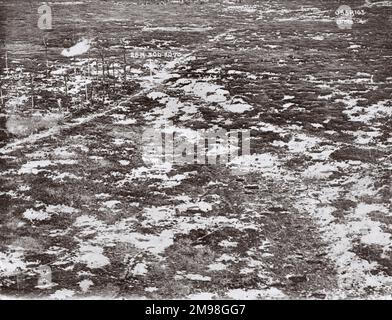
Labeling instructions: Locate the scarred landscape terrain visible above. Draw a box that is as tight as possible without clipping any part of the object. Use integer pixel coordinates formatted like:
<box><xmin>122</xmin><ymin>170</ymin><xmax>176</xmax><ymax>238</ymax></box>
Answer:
<box><xmin>0</xmin><ymin>0</ymin><xmax>391</xmax><ymax>299</ymax></box>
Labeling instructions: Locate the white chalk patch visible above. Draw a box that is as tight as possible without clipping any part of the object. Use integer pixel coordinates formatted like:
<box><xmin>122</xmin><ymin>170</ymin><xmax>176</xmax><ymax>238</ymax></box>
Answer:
<box><xmin>77</xmin><ymin>245</ymin><xmax>110</xmax><ymax>269</ymax></box>
<box><xmin>227</xmin><ymin>288</ymin><xmax>286</xmax><ymax>299</ymax></box>
<box><xmin>132</xmin><ymin>263</ymin><xmax>148</xmax><ymax>276</ymax></box>
<box><xmin>79</xmin><ymin>279</ymin><xmax>94</xmax><ymax>293</ymax></box>
<box><xmin>208</xmin><ymin>263</ymin><xmax>227</xmax><ymax>271</ymax></box>
<box><xmin>61</xmin><ymin>39</ymin><xmax>90</xmax><ymax>57</ymax></box>
<box><xmin>0</xmin><ymin>251</ymin><xmax>27</xmax><ymax>277</ymax></box>
<box><xmin>188</xmin><ymin>292</ymin><xmax>215</xmax><ymax>299</ymax></box>
<box><xmin>50</xmin><ymin>289</ymin><xmax>75</xmax><ymax>300</ymax></box>
<box><xmin>185</xmin><ymin>274</ymin><xmax>211</xmax><ymax>281</ymax></box>
<box><xmin>219</xmin><ymin>240</ymin><xmax>238</xmax><ymax>248</ymax></box>
<box><xmin>23</xmin><ymin>209</ymin><xmax>51</xmax><ymax>222</ymax></box>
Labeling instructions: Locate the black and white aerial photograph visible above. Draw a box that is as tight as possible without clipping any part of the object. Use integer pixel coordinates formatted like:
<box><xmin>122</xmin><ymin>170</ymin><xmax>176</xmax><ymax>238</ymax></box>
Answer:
<box><xmin>0</xmin><ymin>0</ymin><xmax>391</xmax><ymax>303</ymax></box>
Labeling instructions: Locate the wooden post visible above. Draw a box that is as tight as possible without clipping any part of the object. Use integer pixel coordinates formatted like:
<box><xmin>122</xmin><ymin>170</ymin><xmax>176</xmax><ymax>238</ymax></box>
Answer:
<box><xmin>148</xmin><ymin>59</ymin><xmax>153</xmax><ymax>81</ymax></box>
<box><xmin>16</xmin><ymin>269</ymin><xmax>25</xmax><ymax>291</ymax></box>
<box><xmin>57</xmin><ymin>96</ymin><xmax>62</xmax><ymax>113</ymax></box>
<box><xmin>64</xmin><ymin>74</ymin><xmax>68</xmax><ymax>112</ymax></box>
<box><xmin>101</xmin><ymin>54</ymin><xmax>105</xmax><ymax>83</ymax></box>
<box><xmin>72</xmin><ymin>24</ymin><xmax>75</xmax><ymax>43</ymax></box>
<box><xmin>30</xmin><ymin>73</ymin><xmax>34</xmax><ymax>110</ymax></box>
<box><xmin>95</xmin><ymin>60</ymin><xmax>99</xmax><ymax>81</ymax></box>
<box><xmin>0</xmin><ymin>86</ymin><xmax>3</xmax><ymax>106</ymax></box>
<box><xmin>86</xmin><ymin>48</ymin><xmax>91</xmax><ymax>102</ymax></box>
<box><xmin>91</xmin><ymin>86</ymin><xmax>94</xmax><ymax>103</ymax></box>
<box><xmin>122</xmin><ymin>43</ymin><xmax>127</xmax><ymax>82</ymax></box>
<box><xmin>43</xmin><ymin>36</ymin><xmax>49</xmax><ymax>76</ymax></box>
<box><xmin>87</xmin><ymin>49</ymin><xmax>91</xmax><ymax>77</ymax></box>
<box><xmin>98</xmin><ymin>40</ymin><xmax>106</xmax><ymax>83</ymax></box>
<box><xmin>5</xmin><ymin>50</ymin><xmax>8</xmax><ymax>75</ymax></box>
<box><xmin>64</xmin><ymin>74</ymin><xmax>68</xmax><ymax>96</ymax></box>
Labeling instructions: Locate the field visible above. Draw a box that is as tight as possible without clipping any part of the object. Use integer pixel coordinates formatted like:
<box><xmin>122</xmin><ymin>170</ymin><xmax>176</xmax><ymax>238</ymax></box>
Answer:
<box><xmin>0</xmin><ymin>0</ymin><xmax>391</xmax><ymax>299</ymax></box>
